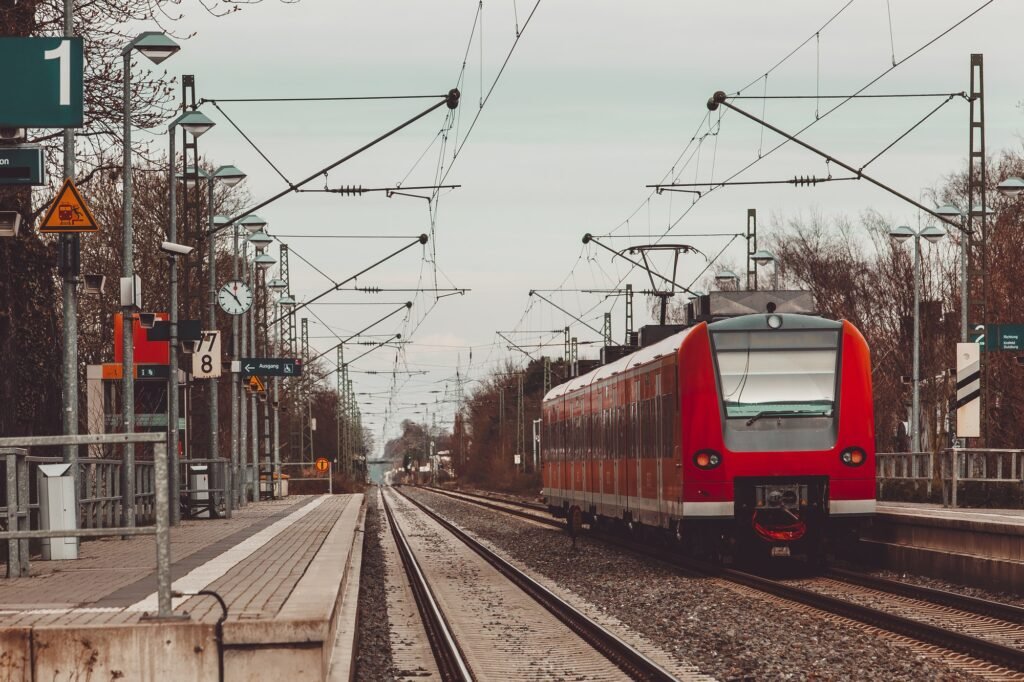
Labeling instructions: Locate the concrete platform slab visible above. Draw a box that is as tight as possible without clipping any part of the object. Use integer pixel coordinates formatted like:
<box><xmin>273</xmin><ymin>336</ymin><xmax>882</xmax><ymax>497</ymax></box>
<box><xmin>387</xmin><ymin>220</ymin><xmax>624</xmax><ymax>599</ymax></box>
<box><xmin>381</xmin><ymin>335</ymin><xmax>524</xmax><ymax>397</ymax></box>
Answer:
<box><xmin>0</xmin><ymin>493</ymin><xmax>366</xmax><ymax>681</ymax></box>
<box><xmin>866</xmin><ymin>502</ymin><xmax>1024</xmax><ymax>592</ymax></box>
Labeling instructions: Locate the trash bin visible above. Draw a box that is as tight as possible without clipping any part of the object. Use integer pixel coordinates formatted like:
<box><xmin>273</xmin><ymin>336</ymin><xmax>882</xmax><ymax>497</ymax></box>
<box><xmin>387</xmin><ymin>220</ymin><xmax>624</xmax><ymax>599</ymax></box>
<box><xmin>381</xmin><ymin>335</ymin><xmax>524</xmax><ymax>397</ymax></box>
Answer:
<box><xmin>38</xmin><ymin>463</ymin><xmax>78</xmax><ymax>560</ymax></box>
<box><xmin>190</xmin><ymin>465</ymin><xmax>210</xmax><ymax>519</ymax></box>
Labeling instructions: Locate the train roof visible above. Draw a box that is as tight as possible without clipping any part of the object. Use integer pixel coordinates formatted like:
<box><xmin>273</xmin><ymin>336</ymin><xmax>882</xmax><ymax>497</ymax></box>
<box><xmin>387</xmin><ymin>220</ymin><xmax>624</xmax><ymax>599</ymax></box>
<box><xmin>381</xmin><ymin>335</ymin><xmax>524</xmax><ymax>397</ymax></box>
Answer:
<box><xmin>542</xmin><ymin>313</ymin><xmax>845</xmax><ymax>403</ymax></box>
<box><xmin>542</xmin><ymin>325</ymin><xmax>697</xmax><ymax>402</ymax></box>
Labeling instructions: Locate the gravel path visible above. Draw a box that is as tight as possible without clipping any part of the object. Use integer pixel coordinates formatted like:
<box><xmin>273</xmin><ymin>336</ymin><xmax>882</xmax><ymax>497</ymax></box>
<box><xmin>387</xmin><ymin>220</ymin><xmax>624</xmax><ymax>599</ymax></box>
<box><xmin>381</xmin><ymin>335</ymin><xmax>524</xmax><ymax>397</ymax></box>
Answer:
<box><xmin>405</xmin><ymin>487</ymin><xmax>984</xmax><ymax>682</ymax></box>
<box><xmin>354</xmin><ymin>488</ymin><xmax>398</xmax><ymax>680</ymax></box>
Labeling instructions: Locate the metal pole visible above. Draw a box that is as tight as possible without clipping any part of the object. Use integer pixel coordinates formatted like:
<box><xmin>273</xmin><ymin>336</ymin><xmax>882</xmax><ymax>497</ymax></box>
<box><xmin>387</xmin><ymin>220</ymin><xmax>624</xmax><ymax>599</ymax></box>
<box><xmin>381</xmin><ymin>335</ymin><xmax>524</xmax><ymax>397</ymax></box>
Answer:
<box><xmin>61</xmin><ymin>0</ymin><xmax>80</xmax><ymax>524</ymax></box>
<box><xmin>121</xmin><ymin>49</ymin><xmax>136</xmax><ymax>529</ymax></box>
<box><xmin>238</xmin><ymin>237</ymin><xmax>249</xmax><ymax>502</ymax></box>
<box><xmin>273</xmin><ymin>377</ymin><xmax>280</xmax><ymax>497</ymax></box>
<box><xmin>961</xmin><ymin>235</ymin><xmax>968</xmax><ymax>342</ymax></box>
<box><xmin>152</xmin><ymin>441</ymin><xmax>173</xmax><ymax>617</ymax></box>
<box><xmin>231</xmin><ymin>225</ymin><xmax>242</xmax><ymax>507</ymax></box>
<box><xmin>261</xmin><ymin>279</ymin><xmax>273</xmax><ymax>498</ymax></box>
<box><xmin>912</xmin><ymin>233</ymin><xmax>921</xmax><ymax>454</ymax></box>
<box><xmin>249</xmin><ymin>257</ymin><xmax>258</xmax><ymax>500</ymax></box>
<box><xmin>167</xmin><ymin>126</ymin><xmax>180</xmax><ymax>525</ymax></box>
<box><xmin>206</xmin><ymin>179</ymin><xmax>220</xmax><ymax>509</ymax></box>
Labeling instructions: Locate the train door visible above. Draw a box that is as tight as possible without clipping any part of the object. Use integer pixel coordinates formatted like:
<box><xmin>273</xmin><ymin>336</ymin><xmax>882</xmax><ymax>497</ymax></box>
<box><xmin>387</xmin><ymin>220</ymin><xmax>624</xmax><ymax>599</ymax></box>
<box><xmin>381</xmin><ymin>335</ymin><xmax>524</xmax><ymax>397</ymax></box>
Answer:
<box><xmin>655</xmin><ymin>374</ymin><xmax>665</xmax><ymax>528</ymax></box>
<box><xmin>634</xmin><ymin>379</ymin><xmax>642</xmax><ymax>513</ymax></box>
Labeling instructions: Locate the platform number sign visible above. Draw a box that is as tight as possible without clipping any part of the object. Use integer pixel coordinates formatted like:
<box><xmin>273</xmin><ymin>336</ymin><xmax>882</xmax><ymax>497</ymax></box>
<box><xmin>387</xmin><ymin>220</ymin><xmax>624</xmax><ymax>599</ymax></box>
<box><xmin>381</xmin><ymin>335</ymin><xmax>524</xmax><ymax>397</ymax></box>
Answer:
<box><xmin>0</xmin><ymin>38</ymin><xmax>84</xmax><ymax>127</ymax></box>
<box><xmin>192</xmin><ymin>331</ymin><xmax>222</xmax><ymax>379</ymax></box>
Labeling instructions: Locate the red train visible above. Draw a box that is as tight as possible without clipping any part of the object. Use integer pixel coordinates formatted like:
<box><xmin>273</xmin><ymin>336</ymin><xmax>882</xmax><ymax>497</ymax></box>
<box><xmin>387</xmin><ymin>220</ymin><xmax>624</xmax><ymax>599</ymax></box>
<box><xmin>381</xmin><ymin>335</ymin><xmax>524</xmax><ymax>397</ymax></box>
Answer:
<box><xmin>541</xmin><ymin>312</ymin><xmax>875</xmax><ymax>562</ymax></box>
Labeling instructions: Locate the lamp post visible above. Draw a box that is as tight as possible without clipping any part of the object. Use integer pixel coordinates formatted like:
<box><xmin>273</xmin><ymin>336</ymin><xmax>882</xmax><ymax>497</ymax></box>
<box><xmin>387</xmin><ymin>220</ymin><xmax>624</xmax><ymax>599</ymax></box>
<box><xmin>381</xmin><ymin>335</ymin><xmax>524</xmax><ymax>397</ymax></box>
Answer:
<box><xmin>200</xmin><ymin>166</ymin><xmax>246</xmax><ymax>509</ymax></box>
<box><xmin>254</xmin><ymin>251</ymin><xmax>276</xmax><ymax>497</ymax></box>
<box><xmin>889</xmin><ymin>224</ymin><xmax>946</xmax><ymax>453</ymax></box>
<box><xmin>269</xmin><ymin>285</ymin><xmax>292</xmax><ymax>500</ymax></box>
<box><xmin>121</xmin><ymin>31</ymin><xmax>179</xmax><ymax>529</ymax></box>
<box><xmin>237</xmin><ymin>214</ymin><xmax>265</xmax><ymax>502</ymax></box>
<box><xmin>167</xmin><ymin>109</ymin><xmax>215</xmax><ymax>524</ymax></box>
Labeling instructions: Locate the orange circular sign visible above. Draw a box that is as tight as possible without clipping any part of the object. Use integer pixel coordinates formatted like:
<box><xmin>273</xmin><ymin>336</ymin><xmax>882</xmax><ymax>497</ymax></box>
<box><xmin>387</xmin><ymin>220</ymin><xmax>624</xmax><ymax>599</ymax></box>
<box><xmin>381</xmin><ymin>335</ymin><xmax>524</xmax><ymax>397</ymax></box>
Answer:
<box><xmin>315</xmin><ymin>457</ymin><xmax>330</xmax><ymax>473</ymax></box>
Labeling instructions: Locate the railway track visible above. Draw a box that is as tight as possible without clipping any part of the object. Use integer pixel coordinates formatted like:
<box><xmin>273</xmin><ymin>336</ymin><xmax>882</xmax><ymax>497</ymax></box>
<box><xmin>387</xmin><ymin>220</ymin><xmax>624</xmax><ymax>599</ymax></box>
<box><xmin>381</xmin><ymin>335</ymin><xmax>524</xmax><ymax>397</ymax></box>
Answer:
<box><xmin>417</xmin><ymin>485</ymin><xmax>1024</xmax><ymax>679</ymax></box>
<box><xmin>379</xmin><ymin>486</ymin><xmax>685</xmax><ymax>681</ymax></box>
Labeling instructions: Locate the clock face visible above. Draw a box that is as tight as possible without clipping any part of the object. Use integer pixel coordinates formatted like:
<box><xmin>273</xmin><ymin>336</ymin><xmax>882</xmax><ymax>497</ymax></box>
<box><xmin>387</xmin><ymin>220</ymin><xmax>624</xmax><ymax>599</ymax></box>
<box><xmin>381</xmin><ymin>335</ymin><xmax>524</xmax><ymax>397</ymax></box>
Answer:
<box><xmin>218</xmin><ymin>280</ymin><xmax>253</xmax><ymax>315</ymax></box>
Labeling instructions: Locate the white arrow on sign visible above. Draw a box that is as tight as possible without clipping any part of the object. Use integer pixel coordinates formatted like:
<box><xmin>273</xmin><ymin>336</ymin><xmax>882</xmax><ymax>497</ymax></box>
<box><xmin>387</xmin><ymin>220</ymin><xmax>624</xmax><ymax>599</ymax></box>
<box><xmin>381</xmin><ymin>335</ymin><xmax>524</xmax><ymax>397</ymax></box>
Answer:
<box><xmin>245</xmin><ymin>363</ymin><xmax>255</xmax><ymax>372</ymax></box>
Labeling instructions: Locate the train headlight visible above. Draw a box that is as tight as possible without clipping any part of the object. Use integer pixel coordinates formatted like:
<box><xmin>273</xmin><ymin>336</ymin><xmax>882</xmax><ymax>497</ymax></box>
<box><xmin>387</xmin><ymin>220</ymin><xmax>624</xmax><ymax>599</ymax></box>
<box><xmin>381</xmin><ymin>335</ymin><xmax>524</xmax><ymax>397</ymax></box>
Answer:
<box><xmin>767</xmin><ymin>314</ymin><xmax>783</xmax><ymax>329</ymax></box>
<box><xmin>694</xmin><ymin>449</ymin><xmax>722</xmax><ymax>470</ymax></box>
<box><xmin>840</xmin><ymin>446</ymin><xmax>867</xmax><ymax>467</ymax></box>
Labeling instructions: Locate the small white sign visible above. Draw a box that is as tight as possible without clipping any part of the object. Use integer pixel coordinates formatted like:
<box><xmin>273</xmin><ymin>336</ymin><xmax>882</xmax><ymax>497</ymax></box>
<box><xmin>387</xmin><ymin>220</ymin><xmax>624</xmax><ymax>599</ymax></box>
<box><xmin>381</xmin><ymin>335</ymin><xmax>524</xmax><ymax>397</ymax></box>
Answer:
<box><xmin>192</xmin><ymin>331</ymin><xmax>222</xmax><ymax>379</ymax></box>
<box><xmin>513</xmin><ymin>454</ymin><xmax>522</xmax><ymax>465</ymax></box>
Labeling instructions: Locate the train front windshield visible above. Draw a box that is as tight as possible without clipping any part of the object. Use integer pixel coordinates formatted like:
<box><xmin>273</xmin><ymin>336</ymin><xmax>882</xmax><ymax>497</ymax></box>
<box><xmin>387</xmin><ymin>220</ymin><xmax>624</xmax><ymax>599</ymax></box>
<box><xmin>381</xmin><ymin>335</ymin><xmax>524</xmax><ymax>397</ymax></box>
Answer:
<box><xmin>712</xmin><ymin>329</ymin><xmax>840</xmax><ymax>421</ymax></box>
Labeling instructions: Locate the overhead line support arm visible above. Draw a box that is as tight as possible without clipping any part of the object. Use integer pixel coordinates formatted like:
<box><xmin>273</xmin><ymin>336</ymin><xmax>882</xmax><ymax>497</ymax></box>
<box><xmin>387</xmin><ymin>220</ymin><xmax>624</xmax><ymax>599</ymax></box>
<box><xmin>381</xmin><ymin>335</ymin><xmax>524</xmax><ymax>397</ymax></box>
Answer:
<box><xmin>208</xmin><ymin>89</ymin><xmax>461</xmax><ymax>237</ymax></box>
<box><xmin>706</xmin><ymin>91</ymin><xmax>968</xmax><ymax>233</ymax></box>
<box><xmin>527</xmin><ymin>290</ymin><xmax>605</xmax><ymax>338</ymax></box>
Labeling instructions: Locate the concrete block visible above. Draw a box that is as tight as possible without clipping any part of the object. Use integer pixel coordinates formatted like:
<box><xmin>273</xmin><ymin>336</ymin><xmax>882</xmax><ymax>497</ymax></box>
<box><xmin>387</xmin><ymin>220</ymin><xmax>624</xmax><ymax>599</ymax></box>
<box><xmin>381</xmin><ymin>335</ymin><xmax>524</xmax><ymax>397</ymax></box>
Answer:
<box><xmin>0</xmin><ymin>628</ymin><xmax>30</xmax><ymax>682</ymax></box>
<box><xmin>32</xmin><ymin>621</ymin><xmax>218</xmax><ymax>681</ymax></box>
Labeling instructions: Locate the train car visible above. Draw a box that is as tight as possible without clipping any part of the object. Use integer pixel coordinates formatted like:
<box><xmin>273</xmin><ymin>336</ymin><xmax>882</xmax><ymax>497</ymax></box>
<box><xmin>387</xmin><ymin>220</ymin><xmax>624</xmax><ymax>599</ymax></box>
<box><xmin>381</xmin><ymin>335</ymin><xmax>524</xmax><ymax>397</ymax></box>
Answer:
<box><xmin>541</xmin><ymin>312</ymin><xmax>875</xmax><ymax>562</ymax></box>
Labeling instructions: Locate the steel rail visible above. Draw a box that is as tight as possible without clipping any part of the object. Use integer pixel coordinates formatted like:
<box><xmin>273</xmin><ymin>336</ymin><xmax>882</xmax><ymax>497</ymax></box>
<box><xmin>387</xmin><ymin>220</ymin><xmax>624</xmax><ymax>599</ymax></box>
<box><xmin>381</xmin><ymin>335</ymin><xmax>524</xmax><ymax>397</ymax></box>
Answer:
<box><xmin>417</xmin><ymin>486</ymin><xmax>1024</xmax><ymax>674</ymax></box>
<box><xmin>826</xmin><ymin>566</ymin><xmax>1024</xmax><ymax>625</ymax></box>
<box><xmin>380</xmin><ymin>490</ymin><xmax>472</xmax><ymax>681</ymax></box>
<box><xmin>719</xmin><ymin>567</ymin><xmax>1024</xmax><ymax>673</ymax></box>
<box><xmin>394</xmin><ymin>487</ymin><xmax>680</xmax><ymax>682</ymax></box>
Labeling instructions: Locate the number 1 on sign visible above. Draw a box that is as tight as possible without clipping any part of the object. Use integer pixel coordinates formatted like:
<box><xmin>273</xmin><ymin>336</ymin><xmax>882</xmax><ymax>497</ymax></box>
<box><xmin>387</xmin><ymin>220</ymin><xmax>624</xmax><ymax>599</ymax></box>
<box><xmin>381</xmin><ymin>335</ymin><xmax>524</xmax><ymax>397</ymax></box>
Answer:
<box><xmin>43</xmin><ymin>41</ymin><xmax>71</xmax><ymax>106</ymax></box>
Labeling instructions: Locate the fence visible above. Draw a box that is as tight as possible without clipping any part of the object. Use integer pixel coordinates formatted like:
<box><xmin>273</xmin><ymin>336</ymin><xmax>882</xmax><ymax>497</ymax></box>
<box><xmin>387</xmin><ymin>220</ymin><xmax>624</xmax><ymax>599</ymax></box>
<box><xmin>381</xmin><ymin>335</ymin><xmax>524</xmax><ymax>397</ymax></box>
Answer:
<box><xmin>876</xmin><ymin>448</ymin><xmax>1024</xmax><ymax>508</ymax></box>
<box><xmin>277</xmin><ymin>461</ymin><xmax>333</xmax><ymax>496</ymax></box>
<box><xmin>0</xmin><ymin>432</ymin><xmax>175</xmax><ymax>618</ymax></box>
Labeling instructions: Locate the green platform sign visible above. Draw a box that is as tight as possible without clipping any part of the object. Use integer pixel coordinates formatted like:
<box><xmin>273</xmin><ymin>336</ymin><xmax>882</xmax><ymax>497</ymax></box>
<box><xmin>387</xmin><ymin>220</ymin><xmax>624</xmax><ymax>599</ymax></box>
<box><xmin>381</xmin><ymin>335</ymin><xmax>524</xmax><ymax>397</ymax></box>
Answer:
<box><xmin>0</xmin><ymin>147</ymin><xmax>45</xmax><ymax>185</ymax></box>
<box><xmin>0</xmin><ymin>37</ymin><xmax>84</xmax><ymax>127</ymax></box>
<box><xmin>974</xmin><ymin>324</ymin><xmax>1024</xmax><ymax>352</ymax></box>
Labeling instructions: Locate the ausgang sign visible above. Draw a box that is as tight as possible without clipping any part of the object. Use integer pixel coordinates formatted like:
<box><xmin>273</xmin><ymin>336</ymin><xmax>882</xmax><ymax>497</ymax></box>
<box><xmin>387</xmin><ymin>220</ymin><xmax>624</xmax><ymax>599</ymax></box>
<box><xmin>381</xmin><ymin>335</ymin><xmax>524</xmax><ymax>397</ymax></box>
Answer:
<box><xmin>240</xmin><ymin>358</ymin><xmax>302</xmax><ymax>377</ymax></box>
<box><xmin>0</xmin><ymin>38</ymin><xmax>84</xmax><ymax>127</ymax></box>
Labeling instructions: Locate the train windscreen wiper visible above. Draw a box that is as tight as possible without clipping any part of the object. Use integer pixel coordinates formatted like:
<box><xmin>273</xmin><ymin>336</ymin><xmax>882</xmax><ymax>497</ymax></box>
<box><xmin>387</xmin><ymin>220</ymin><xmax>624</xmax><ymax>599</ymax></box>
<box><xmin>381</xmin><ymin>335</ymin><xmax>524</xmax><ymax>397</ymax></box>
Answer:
<box><xmin>744</xmin><ymin>409</ymin><xmax>832</xmax><ymax>426</ymax></box>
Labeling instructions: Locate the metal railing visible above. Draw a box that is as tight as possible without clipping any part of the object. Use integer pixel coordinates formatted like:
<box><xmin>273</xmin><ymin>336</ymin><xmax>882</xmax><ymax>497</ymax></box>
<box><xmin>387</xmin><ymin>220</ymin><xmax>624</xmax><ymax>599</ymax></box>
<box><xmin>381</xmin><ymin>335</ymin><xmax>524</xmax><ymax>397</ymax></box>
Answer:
<box><xmin>0</xmin><ymin>433</ymin><xmax>175</xmax><ymax>618</ymax></box>
<box><xmin>278</xmin><ymin>461</ymin><xmax>333</xmax><ymax>495</ymax></box>
<box><xmin>877</xmin><ymin>448</ymin><xmax>1024</xmax><ymax>508</ymax></box>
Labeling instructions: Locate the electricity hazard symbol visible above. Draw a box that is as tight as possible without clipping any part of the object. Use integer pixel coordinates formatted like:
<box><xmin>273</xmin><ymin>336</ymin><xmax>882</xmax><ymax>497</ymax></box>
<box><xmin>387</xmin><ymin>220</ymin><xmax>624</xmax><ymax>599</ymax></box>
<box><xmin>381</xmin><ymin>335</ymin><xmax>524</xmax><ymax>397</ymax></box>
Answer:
<box><xmin>248</xmin><ymin>375</ymin><xmax>266</xmax><ymax>393</ymax></box>
<box><xmin>39</xmin><ymin>177</ymin><xmax>99</xmax><ymax>233</ymax></box>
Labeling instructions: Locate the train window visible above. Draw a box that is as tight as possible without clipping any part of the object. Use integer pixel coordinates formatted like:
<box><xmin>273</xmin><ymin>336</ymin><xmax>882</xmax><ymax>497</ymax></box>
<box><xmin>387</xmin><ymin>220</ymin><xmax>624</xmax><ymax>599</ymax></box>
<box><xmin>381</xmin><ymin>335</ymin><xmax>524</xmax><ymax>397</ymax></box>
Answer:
<box><xmin>712</xmin><ymin>329</ymin><xmax>839</xmax><ymax>420</ymax></box>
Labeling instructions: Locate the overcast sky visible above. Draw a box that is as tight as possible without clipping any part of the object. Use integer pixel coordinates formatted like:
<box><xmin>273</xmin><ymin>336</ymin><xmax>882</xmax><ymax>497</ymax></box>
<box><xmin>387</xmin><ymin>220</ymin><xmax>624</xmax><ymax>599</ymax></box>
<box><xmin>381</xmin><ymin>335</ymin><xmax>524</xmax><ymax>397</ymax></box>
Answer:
<box><xmin>145</xmin><ymin>0</ymin><xmax>1022</xmax><ymax>455</ymax></box>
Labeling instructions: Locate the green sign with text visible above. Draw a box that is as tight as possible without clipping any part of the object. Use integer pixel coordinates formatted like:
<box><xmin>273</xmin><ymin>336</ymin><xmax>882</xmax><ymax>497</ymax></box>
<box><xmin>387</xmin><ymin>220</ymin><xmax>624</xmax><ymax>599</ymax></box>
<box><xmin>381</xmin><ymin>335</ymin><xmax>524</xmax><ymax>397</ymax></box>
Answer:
<box><xmin>0</xmin><ymin>38</ymin><xmax>84</xmax><ymax>127</ymax></box>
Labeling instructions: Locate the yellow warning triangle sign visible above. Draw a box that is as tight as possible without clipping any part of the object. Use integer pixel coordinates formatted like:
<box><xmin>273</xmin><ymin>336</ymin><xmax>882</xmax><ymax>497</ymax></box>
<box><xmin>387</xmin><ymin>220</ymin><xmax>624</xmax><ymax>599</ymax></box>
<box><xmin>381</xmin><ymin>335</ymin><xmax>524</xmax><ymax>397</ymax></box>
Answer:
<box><xmin>39</xmin><ymin>178</ymin><xmax>100</xmax><ymax>233</ymax></box>
<box><xmin>248</xmin><ymin>375</ymin><xmax>266</xmax><ymax>393</ymax></box>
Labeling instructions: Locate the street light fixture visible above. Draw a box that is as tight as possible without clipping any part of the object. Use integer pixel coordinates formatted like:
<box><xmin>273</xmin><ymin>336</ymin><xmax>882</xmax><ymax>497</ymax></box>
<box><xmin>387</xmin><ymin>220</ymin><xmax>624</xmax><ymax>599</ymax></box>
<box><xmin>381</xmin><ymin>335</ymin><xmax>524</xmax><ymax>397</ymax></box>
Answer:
<box><xmin>997</xmin><ymin>176</ymin><xmax>1024</xmax><ymax>197</ymax></box>
<box><xmin>126</xmin><ymin>31</ymin><xmax>180</xmax><ymax>64</ymax></box>
<box><xmin>240</xmin><ymin>215</ymin><xmax>267</xmax><ymax>233</ymax></box>
<box><xmin>267</xmin><ymin>278</ymin><xmax>287</xmax><ymax>292</ymax></box>
<box><xmin>255</xmin><ymin>253</ymin><xmax>276</xmax><ymax>271</ymax></box>
<box><xmin>714</xmin><ymin>269</ymin><xmax>740</xmax><ymax>290</ymax></box>
<box><xmin>214</xmin><ymin>165</ymin><xmax>246</xmax><ymax>187</ymax></box>
<box><xmin>889</xmin><ymin>224</ymin><xmax>945</xmax><ymax>454</ymax></box>
<box><xmin>173</xmin><ymin>110</ymin><xmax>216</xmax><ymax>138</ymax></box>
<box><xmin>248</xmin><ymin>230</ymin><xmax>273</xmax><ymax>253</ymax></box>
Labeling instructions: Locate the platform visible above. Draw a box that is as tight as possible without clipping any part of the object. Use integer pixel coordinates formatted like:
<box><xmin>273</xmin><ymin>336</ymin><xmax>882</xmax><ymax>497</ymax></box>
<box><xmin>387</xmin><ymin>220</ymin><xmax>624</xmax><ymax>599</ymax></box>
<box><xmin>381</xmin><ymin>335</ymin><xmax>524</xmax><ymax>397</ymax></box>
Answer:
<box><xmin>0</xmin><ymin>493</ymin><xmax>365</xmax><ymax>681</ymax></box>
<box><xmin>863</xmin><ymin>502</ymin><xmax>1024</xmax><ymax>592</ymax></box>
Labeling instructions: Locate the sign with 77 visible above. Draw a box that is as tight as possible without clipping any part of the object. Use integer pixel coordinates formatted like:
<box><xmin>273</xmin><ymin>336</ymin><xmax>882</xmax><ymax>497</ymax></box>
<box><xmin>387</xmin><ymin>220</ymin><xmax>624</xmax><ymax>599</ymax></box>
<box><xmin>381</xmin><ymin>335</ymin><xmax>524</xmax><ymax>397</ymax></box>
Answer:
<box><xmin>192</xmin><ymin>331</ymin><xmax>221</xmax><ymax>378</ymax></box>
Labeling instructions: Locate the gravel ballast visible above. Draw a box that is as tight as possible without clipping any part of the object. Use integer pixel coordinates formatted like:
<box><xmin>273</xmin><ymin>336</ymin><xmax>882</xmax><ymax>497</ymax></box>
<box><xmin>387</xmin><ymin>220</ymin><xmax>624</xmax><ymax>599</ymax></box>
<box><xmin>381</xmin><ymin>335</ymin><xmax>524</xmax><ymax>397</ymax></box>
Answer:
<box><xmin>354</xmin><ymin>488</ymin><xmax>398</xmax><ymax>680</ymax></box>
<box><xmin>405</xmin><ymin>487</ymin><xmax>984</xmax><ymax>681</ymax></box>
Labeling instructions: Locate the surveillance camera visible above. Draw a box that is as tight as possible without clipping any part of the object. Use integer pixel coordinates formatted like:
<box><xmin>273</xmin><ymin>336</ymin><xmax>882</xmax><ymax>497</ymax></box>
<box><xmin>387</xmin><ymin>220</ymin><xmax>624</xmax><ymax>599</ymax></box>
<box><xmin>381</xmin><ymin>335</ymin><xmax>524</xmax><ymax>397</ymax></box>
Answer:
<box><xmin>160</xmin><ymin>241</ymin><xmax>194</xmax><ymax>257</ymax></box>
<box><xmin>138</xmin><ymin>312</ymin><xmax>157</xmax><ymax>329</ymax></box>
<box><xmin>180</xmin><ymin>339</ymin><xmax>200</xmax><ymax>354</ymax></box>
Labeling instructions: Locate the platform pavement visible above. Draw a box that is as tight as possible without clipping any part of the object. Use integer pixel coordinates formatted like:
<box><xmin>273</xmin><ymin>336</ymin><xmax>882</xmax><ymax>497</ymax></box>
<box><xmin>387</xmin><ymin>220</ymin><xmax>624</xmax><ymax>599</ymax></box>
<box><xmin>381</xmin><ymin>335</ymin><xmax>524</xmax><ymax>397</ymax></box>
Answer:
<box><xmin>867</xmin><ymin>501</ymin><xmax>1024</xmax><ymax>591</ymax></box>
<box><xmin>0</xmin><ymin>493</ymin><xmax>366</xmax><ymax>681</ymax></box>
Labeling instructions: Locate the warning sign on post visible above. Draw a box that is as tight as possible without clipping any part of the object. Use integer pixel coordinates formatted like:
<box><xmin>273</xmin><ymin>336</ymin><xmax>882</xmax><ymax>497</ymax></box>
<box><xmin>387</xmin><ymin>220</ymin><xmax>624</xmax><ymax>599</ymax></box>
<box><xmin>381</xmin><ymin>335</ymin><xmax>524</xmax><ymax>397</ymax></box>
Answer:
<box><xmin>39</xmin><ymin>178</ymin><xmax>99</xmax><ymax>233</ymax></box>
<box><xmin>315</xmin><ymin>457</ymin><xmax>330</xmax><ymax>473</ymax></box>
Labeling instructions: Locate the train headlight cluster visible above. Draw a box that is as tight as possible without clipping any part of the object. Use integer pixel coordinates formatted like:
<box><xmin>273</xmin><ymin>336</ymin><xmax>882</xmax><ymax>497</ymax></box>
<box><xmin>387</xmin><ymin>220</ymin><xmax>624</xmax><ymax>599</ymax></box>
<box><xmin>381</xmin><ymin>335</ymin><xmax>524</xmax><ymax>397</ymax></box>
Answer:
<box><xmin>693</xmin><ymin>449</ymin><xmax>722</xmax><ymax>470</ymax></box>
<box><xmin>840</xmin><ymin>446</ymin><xmax>867</xmax><ymax>467</ymax></box>
<box><xmin>767</xmin><ymin>314</ymin><xmax>783</xmax><ymax>329</ymax></box>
